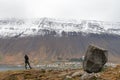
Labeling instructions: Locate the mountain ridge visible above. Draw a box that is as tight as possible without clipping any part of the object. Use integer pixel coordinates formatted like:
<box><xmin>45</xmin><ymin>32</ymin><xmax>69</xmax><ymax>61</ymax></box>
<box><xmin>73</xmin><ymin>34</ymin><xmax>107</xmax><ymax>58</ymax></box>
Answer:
<box><xmin>0</xmin><ymin>18</ymin><xmax>120</xmax><ymax>64</ymax></box>
<box><xmin>0</xmin><ymin>18</ymin><xmax>120</xmax><ymax>38</ymax></box>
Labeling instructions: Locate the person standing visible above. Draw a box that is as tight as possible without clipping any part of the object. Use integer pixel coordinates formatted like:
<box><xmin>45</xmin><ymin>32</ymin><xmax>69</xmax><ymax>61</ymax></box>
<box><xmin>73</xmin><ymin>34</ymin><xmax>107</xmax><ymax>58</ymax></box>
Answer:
<box><xmin>24</xmin><ymin>54</ymin><xmax>32</xmax><ymax>69</ymax></box>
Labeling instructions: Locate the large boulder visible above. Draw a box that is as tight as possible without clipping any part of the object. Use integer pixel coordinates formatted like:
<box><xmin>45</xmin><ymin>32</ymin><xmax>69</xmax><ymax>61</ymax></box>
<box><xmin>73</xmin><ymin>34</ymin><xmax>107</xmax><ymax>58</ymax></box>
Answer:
<box><xmin>83</xmin><ymin>45</ymin><xmax>108</xmax><ymax>73</ymax></box>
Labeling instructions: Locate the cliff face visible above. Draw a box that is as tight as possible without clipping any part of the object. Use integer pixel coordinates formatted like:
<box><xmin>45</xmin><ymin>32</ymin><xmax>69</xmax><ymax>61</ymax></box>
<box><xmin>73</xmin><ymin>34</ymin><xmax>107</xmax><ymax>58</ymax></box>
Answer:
<box><xmin>0</xmin><ymin>33</ymin><xmax>120</xmax><ymax>64</ymax></box>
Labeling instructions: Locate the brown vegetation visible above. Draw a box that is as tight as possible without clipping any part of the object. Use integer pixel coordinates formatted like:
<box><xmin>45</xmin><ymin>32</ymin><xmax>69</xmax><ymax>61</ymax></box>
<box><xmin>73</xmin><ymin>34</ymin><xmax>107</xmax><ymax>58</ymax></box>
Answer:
<box><xmin>0</xmin><ymin>65</ymin><xmax>120</xmax><ymax>80</ymax></box>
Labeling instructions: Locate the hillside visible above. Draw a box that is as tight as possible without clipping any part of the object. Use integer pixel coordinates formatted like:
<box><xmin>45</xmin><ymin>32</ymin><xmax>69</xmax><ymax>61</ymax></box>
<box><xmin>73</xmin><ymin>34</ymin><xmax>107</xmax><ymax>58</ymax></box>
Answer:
<box><xmin>0</xmin><ymin>65</ymin><xmax>120</xmax><ymax>80</ymax></box>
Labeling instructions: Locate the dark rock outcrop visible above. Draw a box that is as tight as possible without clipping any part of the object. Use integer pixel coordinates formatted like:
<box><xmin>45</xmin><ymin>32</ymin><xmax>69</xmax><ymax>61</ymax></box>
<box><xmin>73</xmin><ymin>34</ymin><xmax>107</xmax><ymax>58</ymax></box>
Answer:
<box><xmin>83</xmin><ymin>45</ymin><xmax>108</xmax><ymax>73</ymax></box>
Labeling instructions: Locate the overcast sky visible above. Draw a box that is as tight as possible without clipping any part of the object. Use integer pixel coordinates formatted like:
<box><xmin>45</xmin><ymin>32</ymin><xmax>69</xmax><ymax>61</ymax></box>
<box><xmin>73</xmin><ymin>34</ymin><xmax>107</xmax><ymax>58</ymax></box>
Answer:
<box><xmin>0</xmin><ymin>0</ymin><xmax>120</xmax><ymax>22</ymax></box>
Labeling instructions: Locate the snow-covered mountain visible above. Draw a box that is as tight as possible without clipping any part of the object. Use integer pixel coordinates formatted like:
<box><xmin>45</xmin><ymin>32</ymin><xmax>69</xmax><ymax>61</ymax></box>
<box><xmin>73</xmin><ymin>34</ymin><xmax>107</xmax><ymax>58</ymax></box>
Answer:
<box><xmin>0</xmin><ymin>18</ymin><xmax>120</xmax><ymax>38</ymax></box>
<box><xmin>0</xmin><ymin>18</ymin><xmax>120</xmax><ymax>64</ymax></box>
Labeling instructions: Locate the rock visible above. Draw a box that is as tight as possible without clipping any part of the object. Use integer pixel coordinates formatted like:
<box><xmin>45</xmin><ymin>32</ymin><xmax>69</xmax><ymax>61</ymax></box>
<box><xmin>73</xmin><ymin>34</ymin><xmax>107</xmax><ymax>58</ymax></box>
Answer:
<box><xmin>80</xmin><ymin>72</ymin><xmax>97</xmax><ymax>80</ymax></box>
<box><xmin>71</xmin><ymin>71</ymin><xmax>84</xmax><ymax>77</ymax></box>
<box><xmin>64</xmin><ymin>75</ymin><xmax>72</xmax><ymax>80</ymax></box>
<box><xmin>66</xmin><ymin>75</ymin><xmax>72</xmax><ymax>78</ymax></box>
<box><xmin>83</xmin><ymin>45</ymin><xmax>108</xmax><ymax>73</ymax></box>
<box><xmin>58</xmin><ymin>72</ymin><xmax>70</xmax><ymax>77</ymax></box>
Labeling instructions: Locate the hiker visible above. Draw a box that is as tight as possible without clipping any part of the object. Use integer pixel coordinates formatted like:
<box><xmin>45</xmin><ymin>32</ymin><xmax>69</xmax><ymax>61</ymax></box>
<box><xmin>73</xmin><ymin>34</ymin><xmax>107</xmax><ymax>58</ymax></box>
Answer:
<box><xmin>24</xmin><ymin>54</ymin><xmax>32</xmax><ymax>69</ymax></box>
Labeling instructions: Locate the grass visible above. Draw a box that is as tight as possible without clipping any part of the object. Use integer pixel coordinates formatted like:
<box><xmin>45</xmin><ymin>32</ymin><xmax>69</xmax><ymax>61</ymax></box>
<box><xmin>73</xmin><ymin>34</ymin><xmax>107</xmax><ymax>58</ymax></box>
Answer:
<box><xmin>0</xmin><ymin>65</ymin><xmax>120</xmax><ymax>80</ymax></box>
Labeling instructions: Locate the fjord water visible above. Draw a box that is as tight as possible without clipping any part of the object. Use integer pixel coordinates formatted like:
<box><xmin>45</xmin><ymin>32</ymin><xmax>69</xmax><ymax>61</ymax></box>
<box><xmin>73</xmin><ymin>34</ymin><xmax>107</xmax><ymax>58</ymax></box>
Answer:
<box><xmin>0</xmin><ymin>65</ymin><xmax>24</xmax><ymax>71</ymax></box>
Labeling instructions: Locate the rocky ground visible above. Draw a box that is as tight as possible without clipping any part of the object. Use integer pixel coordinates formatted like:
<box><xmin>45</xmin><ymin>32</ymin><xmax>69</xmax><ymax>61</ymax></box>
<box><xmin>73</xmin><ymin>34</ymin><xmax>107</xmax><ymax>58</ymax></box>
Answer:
<box><xmin>0</xmin><ymin>65</ymin><xmax>120</xmax><ymax>80</ymax></box>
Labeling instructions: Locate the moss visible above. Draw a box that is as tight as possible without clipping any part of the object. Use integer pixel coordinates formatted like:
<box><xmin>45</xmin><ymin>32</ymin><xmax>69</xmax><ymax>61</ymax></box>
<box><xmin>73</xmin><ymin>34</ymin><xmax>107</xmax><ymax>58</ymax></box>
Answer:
<box><xmin>5</xmin><ymin>75</ymin><xmax>18</xmax><ymax>80</ymax></box>
<box><xmin>64</xmin><ymin>78</ymin><xmax>74</xmax><ymax>80</ymax></box>
<box><xmin>0</xmin><ymin>54</ymin><xmax>2</xmax><ymax>61</ymax></box>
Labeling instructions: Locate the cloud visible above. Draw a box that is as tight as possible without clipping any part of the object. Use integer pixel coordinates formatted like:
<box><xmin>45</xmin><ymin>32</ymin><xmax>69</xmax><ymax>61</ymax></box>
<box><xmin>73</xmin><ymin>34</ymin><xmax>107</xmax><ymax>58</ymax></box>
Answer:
<box><xmin>0</xmin><ymin>0</ymin><xmax>120</xmax><ymax>21</ymax></box>
<box><xmin>0</xmin><ymin>0</ymin><xmax>26</xmax><ymax>18</ymax></box>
